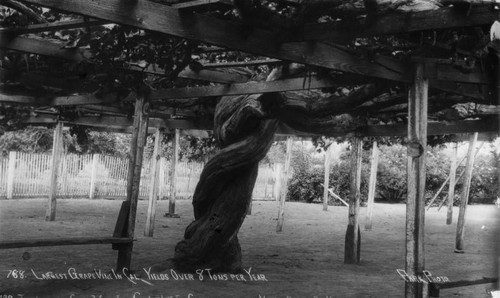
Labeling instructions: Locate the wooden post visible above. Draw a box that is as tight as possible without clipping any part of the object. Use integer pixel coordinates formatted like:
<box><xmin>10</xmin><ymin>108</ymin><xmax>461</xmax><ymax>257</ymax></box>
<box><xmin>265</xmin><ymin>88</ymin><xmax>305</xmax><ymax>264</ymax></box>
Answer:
<box><xmin>6</xmin><ymin>151</ymin><xmax>16</xmax><ymax>199</ymax></box>
<box><xmin>89</xmin><ymin>154</ymin><xmax>99</xmax><ymax>199</ymax></box>
<box><xmin>158</xmin><ymin>157</ymin><xmax>166</xmax><ymax>200</ymax></box>
<box><xmin>116</xmin><ymin>95</ymin><xmax>149</xmax><ymax>271</ymax></box>
<box><xmin>344</xmin><ymin>137</ymin><xmax>363</xmax><ymax>264</ymax></box>
<box><xmin>46</xmin><ymin>122</ymin><xmax>63</xmax><ymax>221</ymax></box>
<box><xmin>145</xmin><ymin>129</ymin><xmax>161</xmax><ymax>237</ymax></box>
<box><xmin>405</xmin><ymin>62</ymin><xmax>428</xmax><ymax>298</ymax></box>
<box><xmin>166</xmin><ymin>129</ymin><xmax>180</xmax><ymax>217</ymax></box>
<box><xmin>455</xmin><ymin>132</ymin><xmax>478</xmax><ymax>253</ymax></box>
<box><xmin>273</xmin><ymin>163</ymin><xmax>282</xmax><ymax>201</ymax></box>
<box><xmin>365</xmin><ymin>141</ymin><xmax>379</xmax><ymax>231</ymax></box>
<box><xmin>446</xmin><ymin>143</ymin><xmax>458</xmax><ymax>225</ymax></box>
<box><xmin>276</xmin><ymin>136</ymin><xmax>292</xmax><ymax>233</ymax></box>
<box><xmin>322</xmin><ymin>143</ymin><xmax>332</xmax><ymax>211</ymax></box>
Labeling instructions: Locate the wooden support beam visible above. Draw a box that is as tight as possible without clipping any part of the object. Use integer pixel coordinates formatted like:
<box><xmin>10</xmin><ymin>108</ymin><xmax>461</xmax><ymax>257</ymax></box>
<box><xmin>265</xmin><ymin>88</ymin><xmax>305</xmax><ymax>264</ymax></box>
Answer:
<box><xmin>150</xmin><ymin>76</ymin><xmax>342</xmax><ymax>100</ymax></box>
<box><xmin>273</xmin><ymin>163</ymin><xmax>282</xmax><ymax>201</ymax></box>
<box><xmin>344</xmin><ymin>137</ymin><xmax>362</xmax><ymax>264</ymax></box>
<box><xmin>446</xmin><ymin>143</ymin><xmax>458</xmax><ymax>225</ymax></box>
<box><xmin>166</xmin><ymin>129</ymin><xmax>180</xmax><ymax>217</ymax></box>
<box><xmin>117</xmin><ymin>95</ymin><xmax>149</xmax><ymax>271</ymax></box>
<box><xmin>437</xmin><ymin>142</ymin><xmax>484</xmax><ymax>213</ymax></box>
<box><xmin>46</xmin><ymin>121</ymin><xmax>63</xmax><ymax>221</ymax></box>
<box><xmin>455</xmin><ymin>132</ymin><xmax>478</xmax><ymax>253</ymax></box>
<box><xmin>276</xmin><ymin>136</ymin><xmax>292</xmax><ymax>233</ymax></box>
<box><xmin>0</xmin><ymin>19</ymin><xmax>108</xmax><ymax>35</ymax></box>
<box><xmin>145</xmin><ymin>128</ymin><xmax>162</xmax><ymax>237</ymax></box>
<box><xmin>405</xmin><ymin>62</ymin><xmax>428</xmax><ymax>298</ymax></box>
<box><xmin>365</xmin><ymin>141</ymin><xmax>379</xmax><ymax>231</ymax></box>
<box><xmin>322</xmin><ymin>143</ymin><xmax>332</xmax><ymax>211</ymax></box>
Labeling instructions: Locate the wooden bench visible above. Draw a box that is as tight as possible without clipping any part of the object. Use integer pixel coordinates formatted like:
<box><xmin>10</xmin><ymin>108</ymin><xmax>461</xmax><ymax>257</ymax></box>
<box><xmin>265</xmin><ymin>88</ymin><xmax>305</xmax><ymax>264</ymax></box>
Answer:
<box><xmin>428</xmin><ymin>277</ymin><xmax>498</xmax><ymax>297</ymax></box>
<box><xmin>0</xmin><ymin>237</ymin><xmax>134</xmax><ymax>249</ymax></box>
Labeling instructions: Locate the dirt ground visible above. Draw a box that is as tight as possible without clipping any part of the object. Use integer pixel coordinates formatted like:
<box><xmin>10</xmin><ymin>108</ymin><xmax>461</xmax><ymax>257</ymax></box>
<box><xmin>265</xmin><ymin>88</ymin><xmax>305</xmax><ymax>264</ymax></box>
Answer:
<box><xmin>0</xmin><ymin>198</ymin><xmax>498</xmax><ymax>298</ymax></box>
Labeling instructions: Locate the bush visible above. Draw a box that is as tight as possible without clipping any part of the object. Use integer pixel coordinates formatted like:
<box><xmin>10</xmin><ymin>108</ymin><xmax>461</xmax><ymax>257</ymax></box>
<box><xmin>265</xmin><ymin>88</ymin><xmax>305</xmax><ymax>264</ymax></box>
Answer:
<box><xmin>287</xmin><ymin>145</ymin><xmax>369</xmax><ymax>205</ymax></box>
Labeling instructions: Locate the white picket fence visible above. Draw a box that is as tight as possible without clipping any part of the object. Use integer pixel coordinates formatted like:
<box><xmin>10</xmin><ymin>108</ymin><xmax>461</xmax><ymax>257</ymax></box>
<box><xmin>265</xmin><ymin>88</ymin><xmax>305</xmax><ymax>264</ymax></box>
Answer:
<box><xmin>0</xmin><ymin>152</ymin><xmax>281</xmax><ymax>200</ymax></box>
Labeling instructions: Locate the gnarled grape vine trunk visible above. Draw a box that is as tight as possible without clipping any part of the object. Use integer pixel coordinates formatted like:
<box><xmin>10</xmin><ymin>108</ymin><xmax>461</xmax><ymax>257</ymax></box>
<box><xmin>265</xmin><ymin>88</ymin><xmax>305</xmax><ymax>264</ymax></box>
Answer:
<box><xmin>173</xmin><ymin>92</ymin><xmax>278</xmax><ymax>272</ymax></box>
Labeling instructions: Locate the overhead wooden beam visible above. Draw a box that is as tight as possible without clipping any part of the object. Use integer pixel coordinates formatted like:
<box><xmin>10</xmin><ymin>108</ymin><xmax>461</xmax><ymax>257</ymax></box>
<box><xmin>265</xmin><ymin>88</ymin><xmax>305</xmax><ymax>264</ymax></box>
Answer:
<box><xmin>150</xmin><ymin>76</ymin><xmax>343</xmax><ymax>99</ymax></box>
<box><xmin>0</xmin><ymin>19</ymin><xmax>108</xmax><ymax>35</ymax></box>
<box><xmin>14</xmin><ymin>0</ymin><xmax>409</xmax><ymax>82</ymax></box>
<box><xmin>303</xmin><ymin>5</ymin><xmax>500</xmax><ymax>41</ymax></box>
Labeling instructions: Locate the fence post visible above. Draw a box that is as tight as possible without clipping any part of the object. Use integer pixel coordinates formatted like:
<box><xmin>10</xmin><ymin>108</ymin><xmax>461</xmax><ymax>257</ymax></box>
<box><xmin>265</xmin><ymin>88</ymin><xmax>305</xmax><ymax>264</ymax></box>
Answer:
<box><xmin>6</xmin><ymin>151</ymin><xmax>16</xmax><ymax>199</ymax></box>
<box><xmin>89</xmin><ymin>154</ymin><xmax>100</xmax><ymax>199</ymax></box>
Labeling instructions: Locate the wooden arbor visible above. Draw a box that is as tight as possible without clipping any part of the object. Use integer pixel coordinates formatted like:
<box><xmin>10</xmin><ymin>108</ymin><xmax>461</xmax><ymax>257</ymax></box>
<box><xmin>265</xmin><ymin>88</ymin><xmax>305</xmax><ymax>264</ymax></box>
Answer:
<box><xmin>0</xmin><ymin>1</ymin><xmax>499</xmax><ymax>297</ymax></box>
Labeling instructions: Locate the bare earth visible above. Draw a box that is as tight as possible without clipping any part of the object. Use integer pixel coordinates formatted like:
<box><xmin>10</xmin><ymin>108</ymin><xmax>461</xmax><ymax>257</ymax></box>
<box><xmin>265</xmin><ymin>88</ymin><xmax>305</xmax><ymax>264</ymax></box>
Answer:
<box><xmin>0</xmin><ymin>199</ymin><xmax>498</xmax><ymax>298</ymax></box>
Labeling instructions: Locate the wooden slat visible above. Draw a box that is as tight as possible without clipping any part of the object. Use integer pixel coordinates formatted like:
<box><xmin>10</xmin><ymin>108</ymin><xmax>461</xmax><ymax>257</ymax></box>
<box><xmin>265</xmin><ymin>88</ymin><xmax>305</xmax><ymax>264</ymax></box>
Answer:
<box><xmin>150</xmin><ymin>76</ymin><xmax>342</xmax><ymax>99</ymax></box>
<box><xmin>0</xmin><ymin>237</ymin><xmax>133</xmax><ymax>249</ymax></box>
<box><xmin>0</xmin><ymin>19</ymin><xmax>108</xmax><ymax>35</ymax></box>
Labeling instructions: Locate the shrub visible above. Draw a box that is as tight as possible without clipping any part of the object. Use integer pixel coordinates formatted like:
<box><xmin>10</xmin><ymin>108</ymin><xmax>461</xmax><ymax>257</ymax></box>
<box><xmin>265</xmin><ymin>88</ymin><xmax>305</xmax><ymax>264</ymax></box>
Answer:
<box><xmin>287</xmin><ymin>145</ymin><xmax>369</xmax><ymax>205</ymax></box>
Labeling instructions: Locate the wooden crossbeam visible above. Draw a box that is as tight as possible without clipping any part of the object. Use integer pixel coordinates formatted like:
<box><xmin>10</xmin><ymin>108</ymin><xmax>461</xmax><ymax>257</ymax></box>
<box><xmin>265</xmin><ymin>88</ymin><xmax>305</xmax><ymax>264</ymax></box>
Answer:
<box><xmin>303</xmin><ymin>6</ymin><xmax>500</xmax><ymax>41</ymax></box>
<box><xmin>0</xmin><ymin>19</ymin><xmax>108</xmax><ymax>35</ymax></box>
<box><xmin>202</xmin><ymin>59</ymin><xmax>281</xmax><ymax>68</ymax></box>
<box><xmin>150</xmin><ymin>76</ymin><xmax>342</xmax><ymax>99</ymax></box>
<box><xmin>171</xmin><ymin>0</ymin><xmax>232</xmax><ymax>10</ymax></box>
